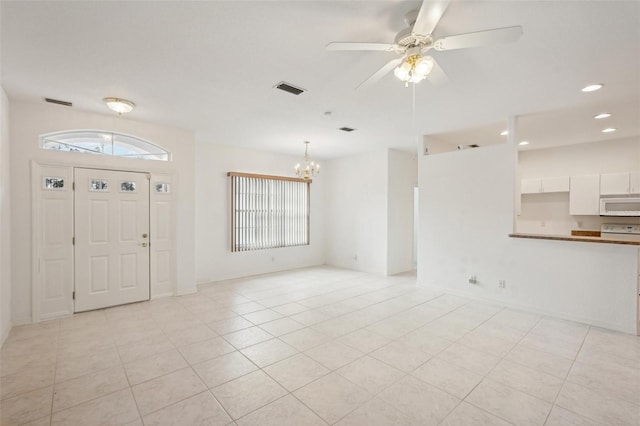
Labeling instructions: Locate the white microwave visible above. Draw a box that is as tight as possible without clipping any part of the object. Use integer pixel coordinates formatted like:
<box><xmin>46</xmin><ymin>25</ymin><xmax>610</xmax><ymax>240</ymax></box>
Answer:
<box><xmin>600</xmin><ymin>197</ymin><xmax>640</xmax><ymax>216</ymax></box>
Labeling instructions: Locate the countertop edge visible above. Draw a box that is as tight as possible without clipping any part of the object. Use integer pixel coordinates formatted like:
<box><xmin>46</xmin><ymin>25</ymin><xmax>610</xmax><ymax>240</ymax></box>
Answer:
<box><xmin>509</xmin><ymin>233</ymin><xmax>640</xmax><ymax>246</ymax></box>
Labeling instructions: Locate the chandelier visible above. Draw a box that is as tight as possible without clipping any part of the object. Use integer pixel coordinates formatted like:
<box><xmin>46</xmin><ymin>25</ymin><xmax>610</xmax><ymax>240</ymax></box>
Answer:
<box><xmin>295</xmin><ymin>141</ymin><xmax>319</xmax><ymax>180</ymax></box>
<box><xmin>393</xmin><ymin>53</ymin><xmax>434</xmax><ymax>87</ymax></box>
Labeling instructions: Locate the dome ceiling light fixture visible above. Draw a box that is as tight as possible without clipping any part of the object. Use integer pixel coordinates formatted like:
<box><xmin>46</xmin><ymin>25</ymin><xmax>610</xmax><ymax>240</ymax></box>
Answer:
<box><xmin>103</xmin><ymin>97</ymin><xmax>135</xmax><ymax>115</ymax></box>
<box><xmin>294</xmin><ymin>141</ymin><xmax>320</xmax><ymax>181</ymax></box>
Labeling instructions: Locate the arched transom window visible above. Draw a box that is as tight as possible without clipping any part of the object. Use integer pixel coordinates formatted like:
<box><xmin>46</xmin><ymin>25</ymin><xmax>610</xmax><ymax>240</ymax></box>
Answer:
<box><xmin>40</xmin><ymin>130</ymin><xmax>170</xmax><ymax>161</ymax></box>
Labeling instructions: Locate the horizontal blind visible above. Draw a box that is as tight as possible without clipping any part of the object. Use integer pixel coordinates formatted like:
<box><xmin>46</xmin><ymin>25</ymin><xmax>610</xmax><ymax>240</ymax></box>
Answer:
<box><xmin>229</xmin><ymin>173</ymin><xmax>309</xmax><ymax>252</ymax></box>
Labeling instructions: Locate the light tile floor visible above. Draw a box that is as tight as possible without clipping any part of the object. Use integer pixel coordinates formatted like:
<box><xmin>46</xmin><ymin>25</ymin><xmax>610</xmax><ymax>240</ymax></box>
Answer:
<box><xmin>1</xmin><ymin>266</ymin><xmax>639</xmax><ymax>425</ymax></box>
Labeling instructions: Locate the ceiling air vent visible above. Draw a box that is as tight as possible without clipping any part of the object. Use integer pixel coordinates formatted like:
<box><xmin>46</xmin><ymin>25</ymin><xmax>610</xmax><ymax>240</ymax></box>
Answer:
<box><xmin>274</xmin><ymin>82</ymin><xmax>306</xmax><ymax>95</ymax></box>
<box><xmin>339</xmin><ymin>127</ymin><xmax>356</xmax><ymax>132</ymax></box>
<box><xmin>45</xmin><ymin>97</ymin><xmax>72</xmax><ymax>107</ymax></box>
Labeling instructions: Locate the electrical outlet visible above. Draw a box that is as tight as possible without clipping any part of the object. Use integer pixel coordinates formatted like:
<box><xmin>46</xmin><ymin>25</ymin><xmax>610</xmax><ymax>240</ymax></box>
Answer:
<box><xmin>499</xmin><ymin>280</ymin><xmax>506</xmax><ymax>288</ymax></box>
<box><xmin>468</xmin><ymin>275</ymin><xmax>478</xmax><ymax>285</ymax></box>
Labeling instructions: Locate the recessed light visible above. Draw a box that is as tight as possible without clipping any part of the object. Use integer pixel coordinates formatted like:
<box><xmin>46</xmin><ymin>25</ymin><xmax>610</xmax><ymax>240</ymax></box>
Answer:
<box><xmin>602</xmin><ymin>127</ymin><xmax>616</xmax><ymax>133</ymax></box>
<box><xmin>500</xmin><ymin>130</ymin><xmax>508</xmax><ymax>136</ymax></box>
<box><xmin>581</xmin><ymin>84</ymin><xmax>603</xmax><ymax>92</ymax></box>
<box><xmin>593</xmin><ymin>112</ymin><xmax>611</xmax><ymax>119</ymax></box>
<box><xmin>519</xmin><ymin>141</ymin><xmax>529</xmax><ymax>146</ymax></box>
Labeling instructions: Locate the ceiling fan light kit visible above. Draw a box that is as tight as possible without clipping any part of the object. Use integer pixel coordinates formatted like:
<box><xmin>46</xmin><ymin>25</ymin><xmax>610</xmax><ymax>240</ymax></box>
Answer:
<box><xmin>326</xmin><ymin>0</ymin><xmax>523</xmax><ymax>88</ymax></box>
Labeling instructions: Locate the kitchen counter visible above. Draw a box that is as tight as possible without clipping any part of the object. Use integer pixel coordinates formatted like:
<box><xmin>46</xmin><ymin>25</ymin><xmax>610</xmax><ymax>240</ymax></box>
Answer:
<box><xmin>509</xmin><ymin>233</ymin><xmax>640</xmax><ymax>246</ymax></box>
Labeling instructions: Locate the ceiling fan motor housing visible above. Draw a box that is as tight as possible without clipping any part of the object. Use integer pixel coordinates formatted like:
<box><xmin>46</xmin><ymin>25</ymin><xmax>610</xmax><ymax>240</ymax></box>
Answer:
<box><xmin>394</xmin><ymin>27</ymin><xmax>433</xmax><ymax>49</ymax></box>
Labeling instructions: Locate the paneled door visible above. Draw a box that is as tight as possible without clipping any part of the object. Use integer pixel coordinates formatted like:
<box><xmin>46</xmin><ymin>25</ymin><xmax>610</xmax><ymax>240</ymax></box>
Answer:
<box><xmin>74</xmin><ymin>168</ymin><xmax>150</xmax><ymax>312</ymax></box>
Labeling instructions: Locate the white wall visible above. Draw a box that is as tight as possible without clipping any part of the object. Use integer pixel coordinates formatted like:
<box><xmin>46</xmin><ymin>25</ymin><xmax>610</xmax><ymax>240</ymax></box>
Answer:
<box><xmin>518</xmin><ymin>137</ymin><xmax>640</xmax><ymax>234</ymax></box>
<box><xmin>324</xmin><ymin>150</ymin><xmax>388</xmax><ymax>275</ymax></box>
<box><xmin>0</xmin><ymin>88</ymin><xmax>11</xmax><ymax>344</ymax></box>
<box><xmin>195</xmin><ymin>143</ymin><xmax>325</xmax><ymax>283</ymax></box>
<box><xmin>419</xmin><ymin>143</ymin><xmax>638</xmax><ymax>334</ymax></box>
<box><xmin>387</xmin><ymin>149</ymin><xmax>417</xmax><ymax>275</ymax></box>
<box><xmin>9</xmin><ymin>100</ymin><xmax>196</xmax><ymax>323</ymax></box>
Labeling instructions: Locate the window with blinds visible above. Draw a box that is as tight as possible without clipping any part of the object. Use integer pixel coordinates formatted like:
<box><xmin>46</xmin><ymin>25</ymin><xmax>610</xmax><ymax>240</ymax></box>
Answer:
<box><xmin>228</xmin><ymin>172</ymin><xmax>310</xmax><ymax>252</ymax></box>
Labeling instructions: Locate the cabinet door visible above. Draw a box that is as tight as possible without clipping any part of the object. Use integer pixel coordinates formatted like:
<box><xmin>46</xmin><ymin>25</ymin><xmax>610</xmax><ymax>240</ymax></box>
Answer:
<box><xmin>570</xmin><ymin>174</ymin><xmax>600</xmax><ymax>215</ymax></box>
<box><xmin>521</xmin><ymin>178</ymin><xmax>541</xmax><ymax>194</ymax></box>
<box><xmin>630</xmin><ymin>171</ymin><xmax>640</xmax><ymax>194</ymax></box>
<box><xmin>541</xmin><ymin>176</ymin><xmax>570</xmax><ymax>193</ymax></box>
<box><xmin>600</xmin><ymin>172</ymin><xmax>630</xmax><ymax>195</ymax></box>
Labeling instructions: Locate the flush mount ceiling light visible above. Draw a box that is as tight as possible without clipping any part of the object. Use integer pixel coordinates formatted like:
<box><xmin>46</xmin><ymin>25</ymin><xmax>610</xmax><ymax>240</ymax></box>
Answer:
<box><xmin>519</xmin><ymin>141</ymin><xmax>530</xmax><ymax>146</ymax></box>
<box><xmin>602</xmin><ymin>127</ymin><xmax>617</xmax><ymax>133</ymax></box>
<box><xmin>500</xmin><ymin>130</ymin><xmax>508</xmax><ymax>136</ymax></box>
<box><xmin>581</xmin><ymin>84</ymin><xmax>603</xmax><ymax>92</ymax></box>
<box><xmin>294</xmin><ymin>141</ymin><xmax>320</xmax><ymax>181</ymax></box>
<box><xmin>593</xmin><ymin>112</ymin><xmax>612</xmax><ymax>119</ymax></box>
<box><xmin>103</xmin><ymin>97</ymin><xmax>135</xmax><ymax>115</ymax></box>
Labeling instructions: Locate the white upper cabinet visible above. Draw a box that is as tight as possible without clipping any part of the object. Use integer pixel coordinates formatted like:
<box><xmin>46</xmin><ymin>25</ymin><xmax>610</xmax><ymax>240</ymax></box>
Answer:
<box><xmin>521</xmin><ymin>176</ymin><xmax>570</xmax><ymax>194</ymax></box>
<box><xmin>600</xmin><ymin>172</ymin><xmax>640</xmax><ymax>195</ymax></box>
<box><xmin>570</xmin><ymin>174</ymin><xmax>600</xmax><ymax>215</ymax></box>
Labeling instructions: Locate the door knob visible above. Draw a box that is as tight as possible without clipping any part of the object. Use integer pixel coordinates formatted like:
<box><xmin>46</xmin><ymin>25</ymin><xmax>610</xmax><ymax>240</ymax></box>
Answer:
<box><xmin>140</xmin><ymin>242</ymin><xmax>148</xmax><ymax>247</ymax></box>
<box><xmin>142</xmin><ymin>233</ymin><xmax>148</xmax><ymax>238</ymax></box>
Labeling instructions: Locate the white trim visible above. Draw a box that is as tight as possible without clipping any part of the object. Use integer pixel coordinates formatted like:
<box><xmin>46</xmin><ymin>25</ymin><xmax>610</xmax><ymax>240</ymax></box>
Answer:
<box><xmin>176</xmin><ymin>288</ymin><xmax>197</xmax><ymax>296</ymax></box>
<box><xmin>30</xmin><ymin>162</ymin><xmax>40</xmax><ymax>323</ymax></box>
<box><xmin>151</xmin><ymin>292</ymin><xmax>174</xmax><ymax>300</ymax></box>
<box><xmin>11</xmin><ymin>317</ymin><xmax>32</xmax><ymax>327</ymax></box>
<box><xmin>419</xmin><ymin>282</ymin><xmax>637</xmax><ymax>335</ymax></box>
<box><xmin>1</xmin><ymin>321</ymin><xmax>12</xmax><ymax>347</ymax></box>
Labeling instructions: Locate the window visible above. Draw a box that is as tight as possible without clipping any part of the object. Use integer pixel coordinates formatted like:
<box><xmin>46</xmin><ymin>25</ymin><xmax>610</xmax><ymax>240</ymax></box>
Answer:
<box><xmin>228</xmin><ymin>172</ymin><xmax>310</xmax><ymax>252</ymax></box>
<box><xmin>40</xmin><ymin>130</ymin><xmax>170</xmax><ymax>161</ymax></box>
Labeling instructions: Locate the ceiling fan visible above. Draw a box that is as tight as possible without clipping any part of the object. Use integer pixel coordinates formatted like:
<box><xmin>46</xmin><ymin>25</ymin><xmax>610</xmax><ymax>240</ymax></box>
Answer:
<box><xmin>326</xmin><ymin>0</ymin><xmax>523</xmax><ymax>88</ymax></box>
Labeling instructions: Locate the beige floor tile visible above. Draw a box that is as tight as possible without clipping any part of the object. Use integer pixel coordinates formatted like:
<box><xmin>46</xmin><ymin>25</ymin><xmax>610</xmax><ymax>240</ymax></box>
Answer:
<box><xmin>0</xmin><ymin>362</ymin><xmax>55</xmax><ymax>400</ymax></box>
<box><xmin>132</xmin><ymin>367</ymin><xmax>206</xmax><ymax>415</ymax></box>
<box><xmin>280</xmin><ymin>327</ymin><xmax>331</xmax><ymax>351</ymax></box>
<box><xmin>236</xmin><ymin>394</ymin><xmax>325</xmax><ymax>426</ymax></box>
<box><xmin>55</xmin><ymin>347</ymin><xmax>121</xmax><ymax>382</ymax></box>
<box><xmin>116</xmin><ymin>334</ymin><xmax>175</xmax><ymax>364</ymax></box>
<box><xmin>124</xmin><ymin>349</ymin><xmax>188</xmax><ymax>385</ymax></box>
<box><xmin>435</xmin><ymin>343</ymin><xmax>501</xmax><ymax>376</ymax></box>
<box><xmin>556</xmin><ymin>381</ymin><xmax>640</xmax><ymax>426</ymax></box>
<box><xmin>178</xmin><ymin>336</ymin><xmax>236</xmax><ymax>365</ymax></box>
<box><xmin>20</xmin><ymin>415</ymin><xmax>52</xmax><ymax>426</ymax></box>
<box><xmin>544</xmin><ymin>406</ymin><xmax>602</xmax><ymax>426</ymax></box>
<box><xmin>311</xmin><ymin>317</ymin><xmax>360</xmax><ymax>338</ymax></box>
<box><xmin>466</xmin><ymin>379</ymin><xmax>552</xmax><ymax>426</ymax></box>
<box><xmin>259</xmin><ymin>318</ymin><xmax>305</xmax><ymax>337</ymax></box>
<box><xmin>338</xmin><ymin>328</ymin><xmax>391</xmax><ymax>353</ymax></box>
<box><xmin>335</xmin><ymin>397</ymin><xmax>419</xmax><ymax>426</ymax></box>
<box><xmin>289</xmin><ymin>310</ymin><xmax>332</xmax><ymax>326</ymax></box>
<box><xmin>51</xmin><ymin>388</ymin><xmax>140</xmax><ymax>426</ymax></box>
<box><xmin>0</xmin><ymin>386</ymin><xmax>53</xmax><ymax>425</ymax></box>
<box><xmin>519</xmin><ymin>332</ymin><xmax>581</xmax><ymax>360</ymax></box>
<box><xmin>165</xmin><ymin>323</ymin><xmax>218</xmax><ymax>348</ymax></box>
<box><xmin>488</xmin><ymin>360</ymin><xmax>564</xmax><ymax>403</ymax></box>
<box><xmin>412</xmin><ymin>357</ymin><xmax>483</xmax><ymax>399</ymax></box>
<box><xmin>223</xmin><ymin>326</ymin><xmax>273</xmax><ymax>349</ymax></box>
<box><xmin>209</xmin><ymin>316</ymin><xmax>255</xmax><ymax>335</ymax></box>
<box><xmin>211</xmin><ymin>370</ymin><xmax>287</xmax><ymax>419</ymax></box>
<box><xmin>378</xmin><ymin>376</ymin><xmax>460</xmax><ymax>425</ymax></box>
<box><xmin>143</xmin><ymin>391</ymin><xmax>232</xmax><ymax>426</ymax></box>
<box><xmin>264</xmin><ymin>353</ymin><xmax>330</xmax><ymax>391</ymax></box>
<box><xmin>305</xmin><ymin>340</ymin><xmax>364</xmax><ymax>370</ymax></box>
<box><xmin>337</xmin><ymin>355</ymin><xmax>404</xmax><ymax>395</ymax></box>
<box><xmin>271</xmin><ymin>302</ymin><xmax>309</xmax><ymax>316</ymax></box>
<box><xmin>439</xmin><ymin>402</ymin><xmax>512</xmax><ymax>426</ymax></box>
<box><xmin>567</xmin><ymin>359</ymin><xmax>640</xmax><ymax>405</ymax></box>
<box><xmin>396</xmin><ymin>328</ymin><xmax>454</xmax><ymax>356</ymax></box>
<box><xmin>240</xmin><ymin>338</ymin><xmax>297</xmax><ymax>368</ymax></box>
<box><xmin>193</xmin><ymin>351</ymin><xmax>258</xmax><ymax>388</ymax></box>
<box><xmin>242</xmin><ymin>309</ymin><xmax>283</xmax><ymax>325</ymax></box>
<box><xmin>457</xmin><ymin>330</ymin><xmax>516</xmax><ymax>358</ymax></box>
<box><xmin>504</xmin><ymin>344</ymin><xmax>573</xmax><ymax>379</ymax></box>
<box><xmin>53</xmin><ymin>365</ymin><xmax>129</xmax><ymax>412</ymax></box>
<box><xmin>370</xmin><ymin>341</ymin><xmax>432</xmax><ymax>373</ymax></box>
<box><xmin>294</xmin><ymin>372</ymin><xmax>372</xmax><ymax>424</ymax></box>
<box><xmin>232</xmin><ymin>302</ymin><xmax>267</xmax><ymax>315</ymax></box>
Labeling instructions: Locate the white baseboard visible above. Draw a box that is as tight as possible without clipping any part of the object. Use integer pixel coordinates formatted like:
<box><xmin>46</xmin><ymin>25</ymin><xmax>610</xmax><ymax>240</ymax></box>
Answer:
<box><xmin>1</xmin><ymin>321</ymin><xmax>12</xmax><ymax>347</ymax></box>
<box><xmin>151</xmin><ymin>292</ymin><xmax>174</xmax><ymax>300</ymax></box>
<box><xmin>176</xmin><ymin>287</ymin><xmax>197</xmax><ymax>296</ymax></box>
<box><xmin>11</xmin><ymin>317</ymin><xmax>32</xmax><ymax>327</ymax></box>
<box><xmin>420</xmin><ymin>282</ymin><xmax>636</xmax><ymax>335</ymax></box>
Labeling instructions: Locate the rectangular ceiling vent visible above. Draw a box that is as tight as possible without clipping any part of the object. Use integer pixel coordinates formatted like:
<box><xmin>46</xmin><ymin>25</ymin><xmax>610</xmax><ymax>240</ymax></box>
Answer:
<box><xmin>339</xmin><ymin>127</ymin><xmax>356</xmax><ymax>132</ymax></box>
<box><xmin>45</xmin><ymin>97</ymin><xmax>72</xmax><ymax>107</ymax></box>
<box><xmin>274</xmin><ymin>82</ymin><xmax>306</xmax><ymax>95</ymax></box>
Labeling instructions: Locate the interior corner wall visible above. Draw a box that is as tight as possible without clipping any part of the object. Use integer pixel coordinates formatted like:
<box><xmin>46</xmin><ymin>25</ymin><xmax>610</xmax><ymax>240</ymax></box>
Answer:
<box><xmin>0</xmin><ymin>88</ymin><xmax>12</xmax><ymax>344</ymax></box>
<box><xmin>194</xmin><ymin>142</ymin><xmax>325</xmax><ymax>284</ymax></box>
<box><xmin>324</xmin><ymin>149</ymin><xmax>388</xmax><ymax>276</ymax></box>
<box><xmin>418</xmin><ymin>143</ymin><xmax>638</xmax><ymax>334</ymax></box>
<box><xmin>9</xmin><ymin>100</ymin><xmax>196</xmax><ymax>323</ymax></box>
<box><xmin>387</xmin><ymin>149</ymin><xmax>417</xmax><ymax>275</ymax></box>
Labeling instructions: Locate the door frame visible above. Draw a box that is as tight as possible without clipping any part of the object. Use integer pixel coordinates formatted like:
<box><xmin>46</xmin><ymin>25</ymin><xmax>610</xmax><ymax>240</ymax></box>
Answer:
<box><xmin>31</xmin><ymin>160</ymin><xmax>176</xmax><ymax>322</ymax></box>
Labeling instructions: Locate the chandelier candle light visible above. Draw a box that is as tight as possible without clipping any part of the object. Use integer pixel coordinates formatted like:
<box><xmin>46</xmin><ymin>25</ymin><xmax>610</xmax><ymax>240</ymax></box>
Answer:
<box><xmin>295</xmin><ymin>141</ymin><xmax>319</xmax><ymax>180</ymax></box>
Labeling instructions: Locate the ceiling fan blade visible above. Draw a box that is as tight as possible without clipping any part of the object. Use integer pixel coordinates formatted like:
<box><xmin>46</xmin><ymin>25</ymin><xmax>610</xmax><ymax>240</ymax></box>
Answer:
<box><xmin>412</xmin><ymin>0</ymin><xmax>450</xmax><ymax>36</ymax></box>
<box><xmin>434</xmin><ymin>26</ymin><xmax>523</xmax><ymax>51</ymax></box>
<box><xmin>326</xmin><ymin>42</ymin><xmax>400</xmax><ymax>52</ymax></box>
<box><xmin>426</xmin><ymin>58</ymin><xmax>449</xmax><ymax>86</ymax></box>
<box><xmin>357</xmin><ymin>58</ymin><xmax>403</xmax><ymax>89</ymax></box>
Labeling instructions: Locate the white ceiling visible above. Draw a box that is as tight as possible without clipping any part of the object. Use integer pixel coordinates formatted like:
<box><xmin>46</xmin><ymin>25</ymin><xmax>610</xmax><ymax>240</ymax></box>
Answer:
<box><xmin>2</xmin><ymin>1</ymin><xmax>639</xmax><ymax>160</ymax></box>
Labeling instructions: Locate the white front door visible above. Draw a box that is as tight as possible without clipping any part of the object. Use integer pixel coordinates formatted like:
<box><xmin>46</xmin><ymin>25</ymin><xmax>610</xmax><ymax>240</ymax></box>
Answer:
<box><xmin>74</xmin><ymin>168</ymin><xmax>150</xmax><ymax>312</ymax></box>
